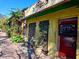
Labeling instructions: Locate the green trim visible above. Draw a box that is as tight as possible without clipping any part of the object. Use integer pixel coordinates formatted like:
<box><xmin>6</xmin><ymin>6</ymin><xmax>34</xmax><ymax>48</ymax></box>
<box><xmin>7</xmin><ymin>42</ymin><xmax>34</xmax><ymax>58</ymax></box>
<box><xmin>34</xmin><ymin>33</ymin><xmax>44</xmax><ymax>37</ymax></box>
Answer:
<box><xmin>25</xmin><ymin>0</ymin><xmax>79</xmax><ymax>20</ymax></box>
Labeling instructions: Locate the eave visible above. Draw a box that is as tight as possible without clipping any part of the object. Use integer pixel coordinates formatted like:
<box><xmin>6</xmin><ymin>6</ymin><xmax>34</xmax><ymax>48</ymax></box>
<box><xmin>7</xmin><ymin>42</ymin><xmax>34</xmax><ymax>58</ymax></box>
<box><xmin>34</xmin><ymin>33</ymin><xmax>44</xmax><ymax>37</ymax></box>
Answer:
<box><xmin>23</xmin><ymin>0</ymin><xmax>79</xmax><ymax>20</ymax></box>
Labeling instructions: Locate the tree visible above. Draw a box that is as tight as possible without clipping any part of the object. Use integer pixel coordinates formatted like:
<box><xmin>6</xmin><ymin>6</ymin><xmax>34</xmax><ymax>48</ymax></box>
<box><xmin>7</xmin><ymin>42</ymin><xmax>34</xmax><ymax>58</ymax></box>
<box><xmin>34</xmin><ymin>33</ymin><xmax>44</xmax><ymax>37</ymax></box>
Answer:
<box><xmin>9</xmin><ymin>9</ymin><xmax>24</xmax><ymax>35</ymax></box>
<box><xmin>10</xmin><ymin>9</ymin><xmax>24</xmax><ymax>20</ymax></box>
<box><xmin>5</xmin><ymin>9</ymin><xmax>24</xmax><ymax>43</ymax></box>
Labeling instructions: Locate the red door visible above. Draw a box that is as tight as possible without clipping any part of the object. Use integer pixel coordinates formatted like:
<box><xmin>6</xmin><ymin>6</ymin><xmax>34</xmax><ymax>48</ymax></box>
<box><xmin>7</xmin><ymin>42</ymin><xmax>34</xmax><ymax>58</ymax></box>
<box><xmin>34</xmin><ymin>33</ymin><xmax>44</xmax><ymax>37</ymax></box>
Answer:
<box><xmin>58</xmin><ymin>17</ymin><xmax>77</xmax><ymax>59</ymax></box>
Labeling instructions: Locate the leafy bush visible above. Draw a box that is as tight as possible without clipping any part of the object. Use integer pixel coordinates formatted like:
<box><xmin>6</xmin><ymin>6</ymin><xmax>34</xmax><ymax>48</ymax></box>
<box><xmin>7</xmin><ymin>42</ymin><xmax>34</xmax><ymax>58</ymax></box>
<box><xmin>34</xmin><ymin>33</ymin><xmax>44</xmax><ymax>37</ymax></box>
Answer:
<box><xmin>5</xmin><ymin>24</ymin><xmax>11</xmax><ymax>37</ymax></box>
<box><xmin>11</xmin><ymin>35</ymin><xmax>23</xmax><ymax>43</ymax></box>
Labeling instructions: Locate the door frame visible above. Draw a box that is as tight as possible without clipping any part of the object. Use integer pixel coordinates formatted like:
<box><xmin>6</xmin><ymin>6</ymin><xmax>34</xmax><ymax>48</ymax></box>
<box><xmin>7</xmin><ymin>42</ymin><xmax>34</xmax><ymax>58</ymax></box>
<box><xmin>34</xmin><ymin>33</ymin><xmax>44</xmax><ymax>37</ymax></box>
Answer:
<box><xmin>58</xmin><ymin>17</ymin><xmax>78</xmax><ymax>59</ymax></box>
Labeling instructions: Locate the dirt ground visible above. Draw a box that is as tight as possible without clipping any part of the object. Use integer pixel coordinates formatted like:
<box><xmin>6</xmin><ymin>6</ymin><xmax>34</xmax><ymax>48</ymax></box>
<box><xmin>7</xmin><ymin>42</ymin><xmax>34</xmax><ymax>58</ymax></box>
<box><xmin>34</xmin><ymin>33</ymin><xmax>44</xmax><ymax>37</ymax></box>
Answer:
<box><xmin>0</xmin><ymin>32</ymin><xmax>28</xmax><ymax>59</ymax></box>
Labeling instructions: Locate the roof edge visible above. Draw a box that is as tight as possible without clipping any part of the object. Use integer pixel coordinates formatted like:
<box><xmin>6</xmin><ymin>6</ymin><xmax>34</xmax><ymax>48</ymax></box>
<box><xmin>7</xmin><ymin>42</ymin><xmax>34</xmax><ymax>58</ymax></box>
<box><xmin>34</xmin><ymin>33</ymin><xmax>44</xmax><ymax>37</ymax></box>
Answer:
<box><xmin>23</xmin><ymin>0</ymin><xmax>79</xmax><ymax>20</ymax></box>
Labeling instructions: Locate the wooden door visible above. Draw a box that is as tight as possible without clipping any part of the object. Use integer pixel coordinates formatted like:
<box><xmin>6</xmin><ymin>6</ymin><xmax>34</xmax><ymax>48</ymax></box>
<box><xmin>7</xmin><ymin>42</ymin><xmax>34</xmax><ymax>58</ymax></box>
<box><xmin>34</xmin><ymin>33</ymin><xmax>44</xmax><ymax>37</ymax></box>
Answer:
<box><xmin>58</xmin><ymin>17</ymin><xmax>77</xmax><ymax>59</ymax></box>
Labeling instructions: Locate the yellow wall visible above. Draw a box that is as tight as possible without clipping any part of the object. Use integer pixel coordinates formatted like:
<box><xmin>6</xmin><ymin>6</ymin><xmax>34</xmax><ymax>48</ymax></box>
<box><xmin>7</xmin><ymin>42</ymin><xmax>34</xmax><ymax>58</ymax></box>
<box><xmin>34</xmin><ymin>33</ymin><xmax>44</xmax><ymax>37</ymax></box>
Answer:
<box><xmin>26</xmin><ymin>6</ymin><xmax>79</xmax><ymax>59</ymax></box>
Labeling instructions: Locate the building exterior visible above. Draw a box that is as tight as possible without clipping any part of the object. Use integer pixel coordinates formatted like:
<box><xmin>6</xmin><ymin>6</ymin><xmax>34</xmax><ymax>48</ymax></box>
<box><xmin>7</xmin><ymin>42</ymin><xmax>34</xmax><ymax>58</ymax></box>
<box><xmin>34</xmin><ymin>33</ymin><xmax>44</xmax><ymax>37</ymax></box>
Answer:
<box><xmin>22</xmin><ymin>0</ymin><xmax>79</xmax><ymax>59</ymax></box>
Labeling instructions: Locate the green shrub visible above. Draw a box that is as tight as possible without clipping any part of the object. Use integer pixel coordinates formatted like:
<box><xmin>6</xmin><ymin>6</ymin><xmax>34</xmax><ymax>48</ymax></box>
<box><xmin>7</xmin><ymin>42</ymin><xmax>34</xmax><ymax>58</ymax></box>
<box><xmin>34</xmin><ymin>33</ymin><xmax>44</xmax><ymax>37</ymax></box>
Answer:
<box><xmin>5</xmin><ymin>25</ymin><xmax>11</xmax><ymax>37</ymax></box>
<box><xmin>11</xmin><ymin>35</ymin><xmax>23</xmax><ymax>43</ymax></box>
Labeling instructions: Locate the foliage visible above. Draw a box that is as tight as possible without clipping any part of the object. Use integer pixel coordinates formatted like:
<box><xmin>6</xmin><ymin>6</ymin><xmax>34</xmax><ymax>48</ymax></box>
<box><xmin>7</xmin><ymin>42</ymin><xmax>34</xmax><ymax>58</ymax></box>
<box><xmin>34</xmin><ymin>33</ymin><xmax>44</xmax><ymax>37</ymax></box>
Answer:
<box><xmin>0</xmin><ymin>9</ymin><xmax>24</xmax><ymax>43</ymax></box>
<box><xmin>10</xmin><ymin>9</ymin><xmax>24</xmax><ymax>20</ymax></box>
<box><xmin>0</xmin><ymin>18</ymin><xmax>7</xmax><ymax>31</ymax></box>
<box><xmin>9</xmin><ymin>9</ymin><xmax>23</xmax><ymax>35</ymax></box>
<box><xmin>4</xmin><ymin>9</ymin><xmax>24</xmax><ymax>43</ymax></box>
<box><xmin>11</xmin><ymin>35</ymin><xmax>23</xmax><ymax>43</ymax></box>
<box><xmin>0</xmin><ymin>20</ymin><xmax>2</xmax><ymax>29</ymax></box>
<box><xmin>5</xmin><ymin>18</ymin><xmax>11</xmax><ymax>37</ymax></box>
<box><xmin>6</xmin><ymin>26</ymin><xmax>11</xmax><ymax>37</ymax></box>
<box><xmin>30</xmin><ymin>30</ymin><xmax>48</xmax><ymax>50</ymax></box>
<box><xmin>29</xmin><ymin>31</ymin><xmax>44</xmax><ymax>48</ymax></box>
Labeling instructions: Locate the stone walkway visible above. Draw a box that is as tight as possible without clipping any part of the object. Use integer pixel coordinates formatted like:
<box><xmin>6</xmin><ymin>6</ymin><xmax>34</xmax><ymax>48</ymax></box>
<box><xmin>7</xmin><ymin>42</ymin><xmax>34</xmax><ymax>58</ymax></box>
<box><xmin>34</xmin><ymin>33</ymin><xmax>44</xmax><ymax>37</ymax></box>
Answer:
<box><xmin>0</xmin><ymin>32</ymin><xmax>28</xmax><ymax>59</ymax></box>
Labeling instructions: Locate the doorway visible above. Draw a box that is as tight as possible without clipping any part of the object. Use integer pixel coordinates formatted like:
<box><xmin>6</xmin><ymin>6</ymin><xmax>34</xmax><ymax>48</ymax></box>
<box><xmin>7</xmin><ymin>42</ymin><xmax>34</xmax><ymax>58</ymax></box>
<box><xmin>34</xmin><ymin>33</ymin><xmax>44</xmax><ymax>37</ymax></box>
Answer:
<box><xmin>58</xmin><ymin>17</ymin><xmax>77</xmax><ymax>59</ymax></box>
